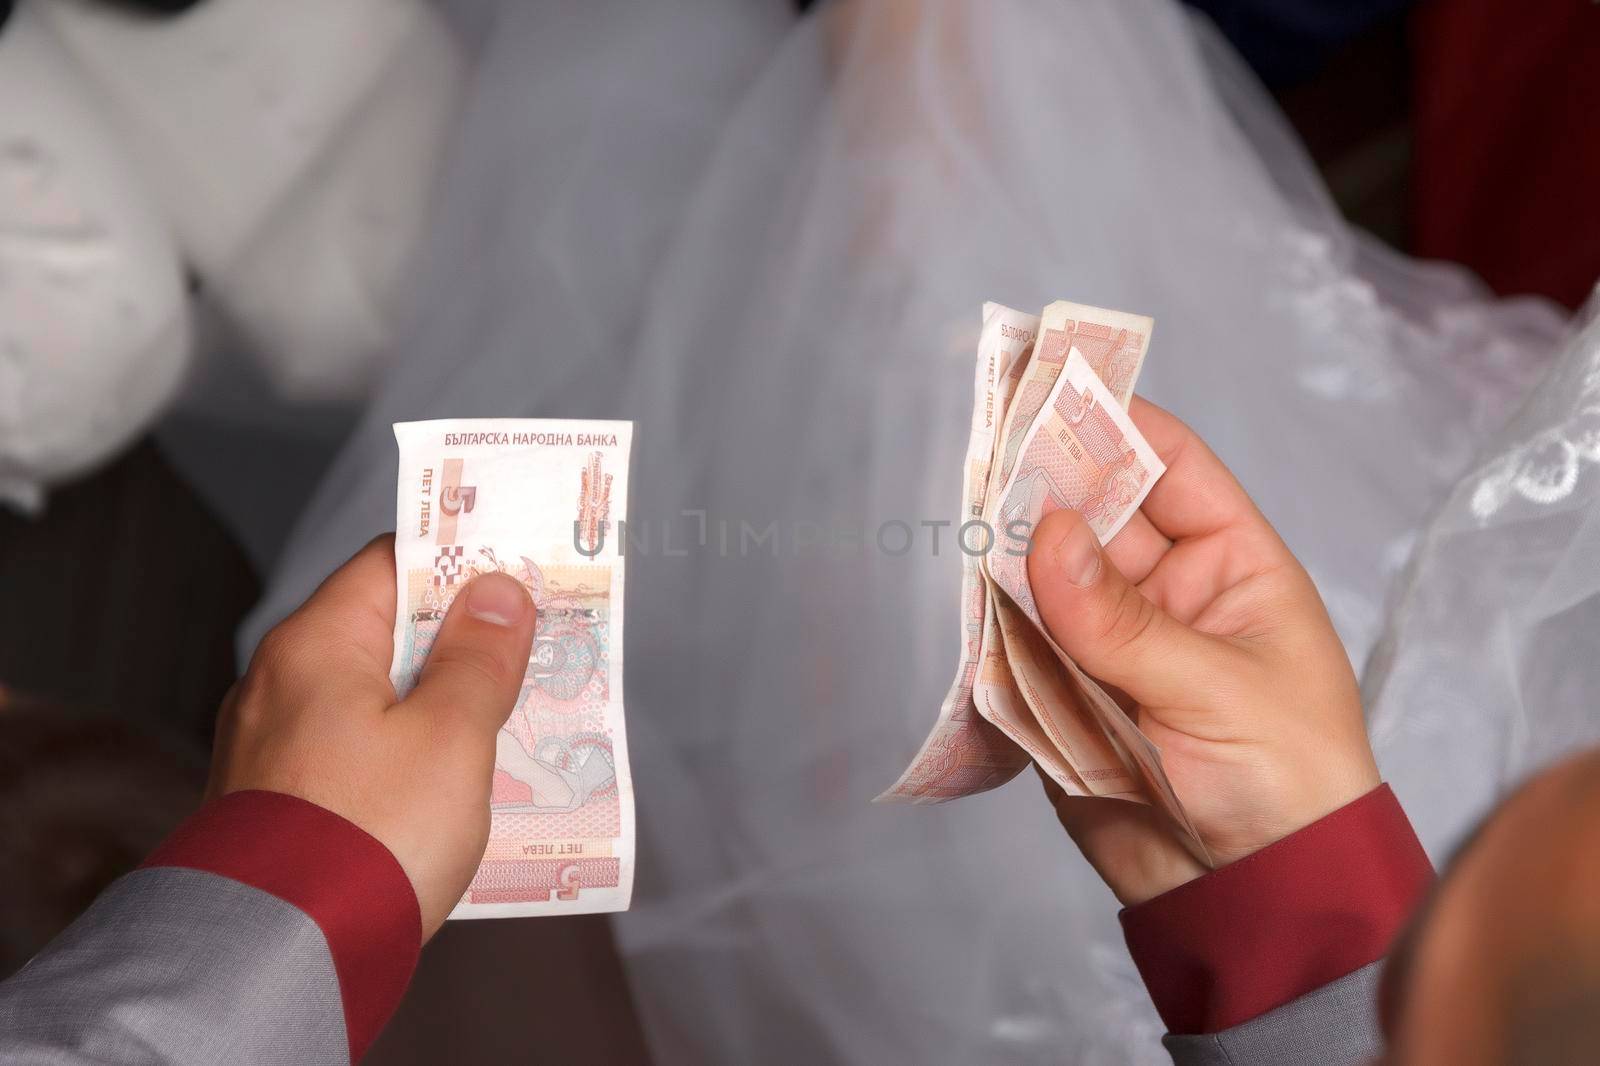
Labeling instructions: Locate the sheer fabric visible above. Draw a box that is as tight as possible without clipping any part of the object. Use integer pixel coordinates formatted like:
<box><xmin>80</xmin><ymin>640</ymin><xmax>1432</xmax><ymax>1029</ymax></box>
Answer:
<box><xmin>1367</xmin><ymin>293</ymin><xmax>1600</xmax><ymax>856</ymax></box>
<box><xmin>240</xmin><ymin>2</ymin><xmax>1576</xmax><ymax>1062</ymax></box>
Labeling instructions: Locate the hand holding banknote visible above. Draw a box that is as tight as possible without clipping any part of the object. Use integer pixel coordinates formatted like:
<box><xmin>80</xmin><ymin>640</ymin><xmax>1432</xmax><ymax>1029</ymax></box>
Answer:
<box><xmin>1027</xmin><ymin>399</ymin><xmax>1381</xmax><ymax>905</ymax></box>
<box><xmin>209</xmin><ymin>535</ymin><xmax>537</xmax><ymax>938</ymax></box>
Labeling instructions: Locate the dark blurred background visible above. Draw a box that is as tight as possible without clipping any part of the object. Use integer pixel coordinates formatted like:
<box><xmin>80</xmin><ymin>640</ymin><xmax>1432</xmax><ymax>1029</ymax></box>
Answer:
<box><xmin>1</xmin><ymin>1</ymin><xmax>1594</xmax><ymax>1063</ymax></box>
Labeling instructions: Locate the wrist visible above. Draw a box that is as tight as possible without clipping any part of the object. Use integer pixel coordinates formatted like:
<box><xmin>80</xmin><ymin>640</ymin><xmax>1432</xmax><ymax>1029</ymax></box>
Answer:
<box><xmin>1052</xmin><ymin>791</ymin><xmax>1209</xmax><ymax>907</ymax></box>
<box><xmin>1255</xmin><ymin>756</ymin><xmax>1385</xmax><ymax>855</ymax></box>
<box><xmin>1199</xmin><ymin>744</ymin><xmax>1383</xmax><ymax>867</ymax></box>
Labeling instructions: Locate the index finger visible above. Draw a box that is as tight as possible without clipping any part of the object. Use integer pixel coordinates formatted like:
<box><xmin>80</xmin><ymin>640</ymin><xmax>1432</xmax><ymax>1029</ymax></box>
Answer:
<box><xmin>1128</xmin><ymin>397</ymin><xmax>1260</xmax><ymax>541</ymax></box>
<box><xmin>277</xmin><ymin>533</ymin><xmax>399</xmax><ymax>678</ymax></box>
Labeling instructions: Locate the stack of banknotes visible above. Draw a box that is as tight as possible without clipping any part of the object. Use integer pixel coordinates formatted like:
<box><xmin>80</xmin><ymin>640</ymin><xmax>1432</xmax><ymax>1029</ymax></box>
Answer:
<box><xmin>390</xmin><ymin>419</ymin><xmax>636</xmax><ymax>918</ymax></box>
<box><xmin>879</xmin><ymin>302</ymin><xmax>1204</xmax><ymax>860</ymax></box>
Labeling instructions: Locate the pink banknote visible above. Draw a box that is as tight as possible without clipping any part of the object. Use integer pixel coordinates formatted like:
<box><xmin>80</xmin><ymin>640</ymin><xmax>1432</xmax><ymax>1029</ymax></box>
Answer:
<box><xmin>1031</xmin><ymin>302</ymin><xmax>1151</xmax><ymax>409</ymax></box>
<box><xmin>879</xmin><ymin>304</ymin><xmax>1036</xmax><ymax>803</ymax></box>
<box><xmin>392</xmin><ymin>419</ymin><xmax>634</xmax><ymax>918</ymax></box>
<box><xmin>980</xmin><ymin>342</ymin><xmax>1164</xmax><ymax>800</ymax></box>
<box><xmin>988</xmin><ymin>301</ymin><xmax>1153</xmax><ymax>510</ymax></box>
<box><xmin>984</xmin><ymin>348</ymin><xmax>1204</xmax><ymax>840</ymax></box>
<box><xmin>982</xmin><ymin>580</ymin><xmax>1131</xmax><ymax>796</ymax></box>
<box><xmin>888</xmin><ymin>302</ymin><xmax>1161</xmax><ymax>804</ymax></box>
<box><xmin>987</xmin><ymin>346</ymin><xmax>1165</xmax><ymax>625</ymax></box>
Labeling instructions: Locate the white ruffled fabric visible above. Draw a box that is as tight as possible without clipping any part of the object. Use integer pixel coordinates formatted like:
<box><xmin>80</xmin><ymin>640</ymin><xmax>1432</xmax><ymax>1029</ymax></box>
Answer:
<box><xmin>1</xmin><ymin>0</ymin><xmax>463</xmax><ymax>514</ymax></box>
<box><xmin>39</xmin><ymin>0</ymin><xmax>466</xmax><ymax>403</ymax></box>
<box><xmin>1367</xmin><ymin>293</ymin><xmax>1600</xmax><ymax>858</ymax></box>
<box><xmin>0</xmin><ymin>3</ymin><xmax>190</xmax><ymax>512</ymax></box>
<box><xmin>238</xmin><ymin>1</ymin><xmax>1585</xmax><ymax>1062</ymax></box>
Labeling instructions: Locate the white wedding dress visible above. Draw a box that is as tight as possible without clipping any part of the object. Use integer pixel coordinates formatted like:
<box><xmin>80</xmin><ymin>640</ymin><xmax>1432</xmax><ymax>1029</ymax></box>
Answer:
<box><xmin>235</xmin><ymin>1</ymin><xmax>1592</xmax><ymax>1062</ymax></box>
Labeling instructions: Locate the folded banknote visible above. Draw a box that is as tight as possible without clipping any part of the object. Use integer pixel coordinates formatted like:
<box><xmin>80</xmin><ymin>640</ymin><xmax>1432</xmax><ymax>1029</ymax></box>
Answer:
<box><xmin>881</xmin><ymin>303</ymin><xmax>1204</xmax><ymax>861</ymax></box>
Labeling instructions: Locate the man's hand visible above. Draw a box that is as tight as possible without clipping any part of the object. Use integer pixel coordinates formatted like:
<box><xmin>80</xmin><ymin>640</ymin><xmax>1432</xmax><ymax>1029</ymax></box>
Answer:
<box><xmin>1028</xmin><ymin>399</ymin><xmax>1380</xmax><ymax>905</ymax></box>
<box><xmin>208</xmin><ymin>535</ymin><xmax>536</xmax><ymax>938</ymax></box>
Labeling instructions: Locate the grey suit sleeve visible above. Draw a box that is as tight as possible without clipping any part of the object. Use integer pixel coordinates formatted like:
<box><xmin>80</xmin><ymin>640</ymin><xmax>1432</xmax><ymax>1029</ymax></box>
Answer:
<box><xmin>0</xmin><ymin>867</ymin><xmax>350</xmax><ymax>1066</ymax></box>
<box><xmin>1161</xmin><ymin>960</ymin><xmax>1385</xmax><ymax>1066</ymax></box>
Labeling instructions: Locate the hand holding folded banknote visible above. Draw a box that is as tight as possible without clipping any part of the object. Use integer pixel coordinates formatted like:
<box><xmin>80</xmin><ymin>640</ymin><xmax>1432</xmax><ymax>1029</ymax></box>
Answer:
<box><xmin>1026</xmin><ymin>402</ymin><xmax>1381</xmax><ymax>905</ymax></box>
<box><xmin>211</xmin><ymin>419</ymin><xmax>637</xmax><ymax>934</ymax></box>
<box><xmin>883</xmin><ymin>302</ymin><xmax>1380</xmax><ymax>902</ymax></box>
<box><xmin>209</xmin><ymin>536</ymin><xmax>539</xmax><ymax>938</ymax></box>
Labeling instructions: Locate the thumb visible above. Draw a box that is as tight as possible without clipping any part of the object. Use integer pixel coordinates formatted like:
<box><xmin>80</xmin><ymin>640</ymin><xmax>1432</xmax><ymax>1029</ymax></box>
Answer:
<box><xmin>403</xmin><ymin>572</ymin><xmax>536</xmax><ymax>735</ymax></box>
<box><xmin>1027</xmin><ymin>508</ymin><xmax>1229</xmax><ymax>709</ymax></box>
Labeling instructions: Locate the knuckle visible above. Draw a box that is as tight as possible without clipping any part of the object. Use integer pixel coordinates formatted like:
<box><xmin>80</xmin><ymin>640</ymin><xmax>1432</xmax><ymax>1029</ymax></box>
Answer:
<box><xmin>249</xmin><ymin>624</ymin><xmax>301</xmax><ymax>681</ymax></box>
<box><xmin>1099</xmin><ymin>581</ymin><xmax>1160</xmax><ymax>654</ymax></box>
<box><xmin>429</xmin><ymin>643</ymin><xmax>511</xmax><ymax>694</ymax></box>
<box><xmin>233</xmin><ymin>668</ymin><xmax>274</xmax><ymax>717</ymax></box>
<box><xmin>236</xmin><ymin>624</ymin><xmax>316</xmax><ymax>723</ymax></box>
<box><xmin>224</xmin><ymin>676</ymin><xmax>273</xmax><ymax>744</ymax></box>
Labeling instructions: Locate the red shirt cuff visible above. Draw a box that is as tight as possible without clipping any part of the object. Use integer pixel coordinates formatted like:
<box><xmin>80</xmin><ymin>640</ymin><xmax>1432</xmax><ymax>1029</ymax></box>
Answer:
<box><xmin>1120</xmin><ymin>783</ymin><xmax>1433</xmax><ymax>1035</ymax></box>
<box><xmin>142</xmin><ymin>790</ymin><xmax>421</xmax><ymax>1061</ymax></box>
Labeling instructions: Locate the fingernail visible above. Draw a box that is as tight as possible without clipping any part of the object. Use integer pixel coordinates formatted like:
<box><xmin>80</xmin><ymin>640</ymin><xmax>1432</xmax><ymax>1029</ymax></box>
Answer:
<box><xmin>1053</xmin><ymin>518</ymin><xmax>1102</xmax><ymax>588</ymax></box>
<box><xmin>464</xmin><ymin>573</ymin><xmax>530</xmax><ymax>627</ymax></box>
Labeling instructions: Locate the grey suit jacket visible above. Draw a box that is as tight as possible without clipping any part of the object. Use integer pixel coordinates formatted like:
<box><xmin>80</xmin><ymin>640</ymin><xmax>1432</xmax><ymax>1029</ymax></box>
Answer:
<box><xmin>1164</xmin><ymin>961</ymin><xmax>1385</xmax><ymax>1065</ymax></box>
<box><xmin>0</xmin><ymin>868</ymin><xmax>350</xmax><ymax>1065</ymax></box>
